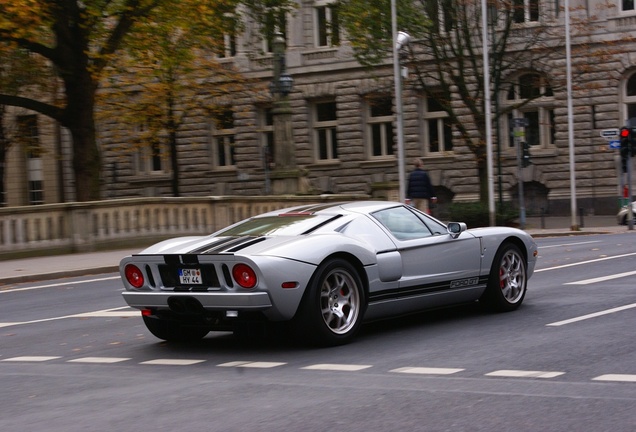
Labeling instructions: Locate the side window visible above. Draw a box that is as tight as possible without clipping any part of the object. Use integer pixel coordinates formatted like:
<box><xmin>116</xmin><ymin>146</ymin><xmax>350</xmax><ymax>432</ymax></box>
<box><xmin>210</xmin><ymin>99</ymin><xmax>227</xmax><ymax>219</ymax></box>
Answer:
<box><xmin>372</xmin><ymin>206</ymin><xmax>433</xmax><ymax>240</ymax></box>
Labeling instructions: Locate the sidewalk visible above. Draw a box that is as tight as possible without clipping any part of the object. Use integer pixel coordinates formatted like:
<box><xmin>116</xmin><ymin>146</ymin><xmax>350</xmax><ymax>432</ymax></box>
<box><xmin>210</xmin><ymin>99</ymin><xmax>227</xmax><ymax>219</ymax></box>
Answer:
<box><xmin>0</xmin><ymin>216</ymin><xmax>633</xmax><ymax>286</ymax></box>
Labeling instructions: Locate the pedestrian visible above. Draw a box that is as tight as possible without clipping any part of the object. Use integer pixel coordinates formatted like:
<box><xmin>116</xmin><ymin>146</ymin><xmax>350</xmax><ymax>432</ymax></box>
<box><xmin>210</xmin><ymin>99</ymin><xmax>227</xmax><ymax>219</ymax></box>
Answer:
<box><xmin>406</xmin><ymin>158</ymin><xmax>436</xmax><ymax>214</ymax></box>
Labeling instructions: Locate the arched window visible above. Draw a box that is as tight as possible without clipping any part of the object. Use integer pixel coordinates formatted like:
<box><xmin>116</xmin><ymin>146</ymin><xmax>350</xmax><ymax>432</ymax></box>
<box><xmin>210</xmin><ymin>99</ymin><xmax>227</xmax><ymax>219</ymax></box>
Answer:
<box><xmin>501</xmin><ymin>72</ymin><xmax>555</xmax><ymax>151</ymax></box>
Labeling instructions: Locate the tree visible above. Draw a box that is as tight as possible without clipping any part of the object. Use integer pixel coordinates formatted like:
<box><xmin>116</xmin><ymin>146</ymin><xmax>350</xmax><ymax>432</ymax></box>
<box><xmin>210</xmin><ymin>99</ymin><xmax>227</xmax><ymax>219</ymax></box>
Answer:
<box><xmin>0</xmin><ymin>0</ymin><xmax>167</xmax><ymax>201</ymax></box>
<box><xmin>0</xmin><ymin>0</ymin><xmax>296</xmax><ymax>202</ymax></box>
<box><xmin>0</xmin><ymin>45</ymin><xmax>53</xmax><ymax>205</ymax></box>
<box><xmin>338</xmin><ymin>0</ymin><xmax>568</xmax><ymax>203</ymax></box>
<box><xmin>99</xmin><ymin>0</ymin><xmax>256</xmax><ymax>197</ymax></box>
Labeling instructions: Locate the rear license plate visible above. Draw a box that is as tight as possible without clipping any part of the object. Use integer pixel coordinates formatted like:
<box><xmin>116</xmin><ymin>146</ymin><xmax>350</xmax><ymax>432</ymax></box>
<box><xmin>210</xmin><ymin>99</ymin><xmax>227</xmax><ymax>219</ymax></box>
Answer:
<box><xmin>178</xmin><ymin>268</ymin><xmax>202</xmax><ymax>285</ymax></box>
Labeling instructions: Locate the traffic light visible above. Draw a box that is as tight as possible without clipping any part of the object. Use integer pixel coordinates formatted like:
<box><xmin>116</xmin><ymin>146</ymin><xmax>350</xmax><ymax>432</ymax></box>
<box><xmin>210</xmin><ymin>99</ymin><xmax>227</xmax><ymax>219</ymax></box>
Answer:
<box><xmin>620</xmin><ymin>127</ymin><xmax>632</xmax><ymax>173</ymax></box>
<box><xmin>522</xmin><ymin>141</ymin><xmax>531</xmax><ymax>167</ymax></box>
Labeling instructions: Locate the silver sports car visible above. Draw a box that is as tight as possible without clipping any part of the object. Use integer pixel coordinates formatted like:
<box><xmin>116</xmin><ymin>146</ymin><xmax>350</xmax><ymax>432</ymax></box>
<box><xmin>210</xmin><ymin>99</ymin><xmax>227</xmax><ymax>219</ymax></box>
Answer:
<box><xmin>120</xmin><ymin>201</ymin><xmax>538</xmax><ymax>345</ymax></box>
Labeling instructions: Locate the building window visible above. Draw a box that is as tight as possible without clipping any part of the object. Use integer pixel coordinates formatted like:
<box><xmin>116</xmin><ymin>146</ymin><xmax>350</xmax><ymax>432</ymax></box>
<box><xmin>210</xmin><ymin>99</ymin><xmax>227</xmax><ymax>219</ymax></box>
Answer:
<box><xmin>216</xmin><ymin>33</ymin><xmax>237</xmax><ymax>58</ymax></box>
<box><xmin>210</xmin><ymin>109</ymin><xmax>236</xmax><ymax>168</ymax></box>
<box><xmin>17</xmin><ymin>115</ymin><xmax>45</xmax><ymax>205</ymax></box>
<box><xmin>502</xmin><ymin>73</ymin><xmax>555</xmax><ymax>150</ymax></box>
<box><xmin>429</xmin><ymin>0</ymin><xmax>457</xmax><ymax>33</ymax></box>
<box><xmin>133</xmin><ymin>123</ymin><xmax>165</xmax><ymax>174</ymax></box>
<box><xmin>422</xmin><ymin>95</ymin><xmax>453</xmax><ymax>154</ymax></box>
<box><xmin>367</xmin><ymin>98</ymin><xmax>394</xmax><ymax>158</ymax></box>
<box><xmin>264</xmin><ymin>11</ymin><xmax>287</xmax><ymax>53</ymax></box>
<box><xmin>315</xmin><ymin>2</ymin><xmax>340</xmax><ymax>47</ymax></box>
<box><xmin>623</xmin><ymin>0</ymin><xmax>634</xmax><ymax>12</ymax></box>
<box><xmin>313</xmin><ymin>101</ymin><xmax>338</xmax><ymax>161</ymax></box>
<box><xmin>513</xmin><ymin>0</ymin><xmax>539</xmax><ymax>23</ymax></box>
<box><xmin>623</xmin><ymin>72</ymin><xmax>636</xmax><ymax>123</ymax></box>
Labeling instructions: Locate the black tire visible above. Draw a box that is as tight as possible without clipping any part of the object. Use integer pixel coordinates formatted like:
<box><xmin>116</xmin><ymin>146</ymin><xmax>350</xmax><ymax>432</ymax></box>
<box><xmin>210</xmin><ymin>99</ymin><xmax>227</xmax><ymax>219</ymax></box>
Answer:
<box><xmin>480</xmin><ymin>243</ymin><xmax>527</xmax><ymax>312</ymax></box>
<box><xmin>142</xmin><ymin>315</ymin><xmax>209</xmax><ymax>342</ymax></box>
<box><xmin>296</xmin><ymin>258</ymin><xmax>366</xmax><ymax>346</ymax></box>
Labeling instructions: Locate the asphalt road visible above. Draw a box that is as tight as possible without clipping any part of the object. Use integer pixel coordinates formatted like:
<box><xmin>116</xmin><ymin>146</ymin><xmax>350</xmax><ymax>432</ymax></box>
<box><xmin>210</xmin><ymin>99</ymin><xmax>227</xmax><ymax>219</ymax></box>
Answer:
<box><xmin>1</xmin><ymin>232</ymin><xmax>635</xmax><ymax>431</ymax></box>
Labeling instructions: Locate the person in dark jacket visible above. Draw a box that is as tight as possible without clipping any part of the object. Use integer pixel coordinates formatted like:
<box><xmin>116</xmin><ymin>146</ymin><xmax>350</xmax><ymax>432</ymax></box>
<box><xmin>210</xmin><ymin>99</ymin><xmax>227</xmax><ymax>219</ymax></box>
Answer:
<box><xmin>406</xmin><ymin>158</ymin><xmax>436</xmax><ymax>214</ymax></box>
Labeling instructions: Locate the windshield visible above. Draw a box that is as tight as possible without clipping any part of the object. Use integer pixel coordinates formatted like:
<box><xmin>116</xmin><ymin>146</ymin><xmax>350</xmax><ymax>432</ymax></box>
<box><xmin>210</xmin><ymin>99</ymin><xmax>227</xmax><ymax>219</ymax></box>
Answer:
<box><xmin>218</xmin><ymin>214</ymin><xmax>335</xmax><ymax>236</ymax></box>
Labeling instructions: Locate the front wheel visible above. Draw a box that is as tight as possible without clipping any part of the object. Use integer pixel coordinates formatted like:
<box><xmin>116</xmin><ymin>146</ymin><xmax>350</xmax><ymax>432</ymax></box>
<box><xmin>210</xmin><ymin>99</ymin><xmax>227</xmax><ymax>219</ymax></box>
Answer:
<box><xmin>142</xmin><ymin>315</ymin><xmax>209</xmax><ymax>342</ymax></box>
<box><xmin>295</xmin><ymin>258</ymin><xmax>366</xmax><ymax>346</ymax></box>
<box><xmin>480</xmin><ymin>243</ymin><xmax>527</xmax><ymax>312</ymax></box>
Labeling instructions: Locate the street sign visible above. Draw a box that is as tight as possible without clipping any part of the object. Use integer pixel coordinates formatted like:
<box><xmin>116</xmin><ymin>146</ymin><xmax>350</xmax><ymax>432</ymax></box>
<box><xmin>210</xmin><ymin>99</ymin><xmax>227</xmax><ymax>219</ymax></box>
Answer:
<box><xmin>609</xmin><ymin>140</ymin><xmax>620</xmax><ymax>149</ymax></box>
<box><xmin>513</xmin><ymin>117</ymin><xmax>529</xmax><ymax>127</ymax></box>
<box><xmin>600</xmin><ymin>128</ymin><xmax>619</xmax><ymax>138</ymax></box>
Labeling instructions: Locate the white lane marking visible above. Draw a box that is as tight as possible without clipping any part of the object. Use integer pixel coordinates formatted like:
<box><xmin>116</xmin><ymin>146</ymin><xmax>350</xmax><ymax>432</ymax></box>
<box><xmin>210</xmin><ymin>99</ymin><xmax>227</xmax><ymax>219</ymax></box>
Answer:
<box><xmin>238</xmin><ymin>362</ymin><xmax>286</xmax><ymax>368</ymax></box>
<box><xmin>535</xmin><ymin>252</ymin><xmax>636</xmax><ymax>273</ymax></box>
<box><xmin>390</xmin><ymin>367</ymin><xmax>464</xmax><ymax>375</ymax></box>
<box><xmin>539</xmin><ymin>241</ymin><xmax>601</xmax><ymax>249</ymax></box>
<box><xmin>217</xmin><ymin>361</ymin><xmax>251</xmax><ymax>367</ymax></box>
<box><xmin>0</xmin><ymin>276</ymin><xmax>120</xmax><ymax>294</ymax></box>
<box><xmin>302</xmin><ymin>364</ymin><xmax>372</xmax><ymax>372</ymax></box>
<box><xmin>593</xmin><ymin>374</ymin><xmax>636</xmax><ymax>383</ymax></box>
<box><xmin>140</xmin><ymin>359</ymin><xmax>206</xmax><ymax>366</ymax></box>
<box><xmin>1</xmin><ymin>356</ymin><xmax>61</xmax><ymax>362</ymax></box>
<box><xmin>0</xmin><ymin>306</ymin><xmax>137</xmax><ymax>328</ymax></box>
<box><xmin>217</xmin><ymin>361</ymin><xmax>286</xmax><ymax>368</ymax></box>
<box><xmin>485</xmin><ymin>370</ymin><xmax>565</xmax><ymax>379</ymax></box>
<box><xmin>564</xmin><ymin>270</ymin><xmax>636</xmax><ymax>285</ymax></box>
<box><xmin>68</xmin><ymin>357</ymin><xmax>130</xmax><ymax>364</ymax></box>
<box><xmin>546</xmin><ymin>303</ymin><xmax>636</xmax><ymax>327</ymax></box>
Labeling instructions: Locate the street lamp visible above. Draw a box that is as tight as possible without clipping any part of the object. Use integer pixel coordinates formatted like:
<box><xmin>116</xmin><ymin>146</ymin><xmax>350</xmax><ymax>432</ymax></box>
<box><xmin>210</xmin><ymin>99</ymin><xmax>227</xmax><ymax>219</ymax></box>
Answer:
<box><xmin>270</xmin><ymin>32</ymin><xmax>294</xmax><ymax>97</ymax></box>
<box><xmin>391</xmin><ymin>0</ymin><xmax>410</xmax><ymax>202</ymax></box>
<box><xmin>269</xmin><ymin>31</ymin><xmax>296</xmax><ymax>193</ymax></box>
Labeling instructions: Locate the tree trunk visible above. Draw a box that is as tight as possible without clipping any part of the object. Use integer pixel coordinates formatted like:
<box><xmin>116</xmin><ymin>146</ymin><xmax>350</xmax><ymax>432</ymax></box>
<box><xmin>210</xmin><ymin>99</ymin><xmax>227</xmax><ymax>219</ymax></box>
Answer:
<box><xmin>62</xmin><ymin>71</ymin><xmax>101</xmax><ymax>202</ymax></box>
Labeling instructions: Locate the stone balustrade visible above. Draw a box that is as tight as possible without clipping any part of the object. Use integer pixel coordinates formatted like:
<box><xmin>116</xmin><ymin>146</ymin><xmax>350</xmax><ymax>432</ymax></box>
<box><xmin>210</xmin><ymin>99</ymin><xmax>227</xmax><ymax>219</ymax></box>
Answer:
<box><xmin>0</xmin><ymin>195</ymin><xmax>369</xmax><ymax>260</ymax></box>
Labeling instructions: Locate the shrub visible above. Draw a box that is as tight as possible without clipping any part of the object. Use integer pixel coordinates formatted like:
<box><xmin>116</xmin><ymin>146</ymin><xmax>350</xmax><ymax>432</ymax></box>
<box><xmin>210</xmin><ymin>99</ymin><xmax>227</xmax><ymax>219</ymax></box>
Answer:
<box><xmin>447</xmin><ymin>202</ymin><xmax>519</xmax><ymax>228</ymax></box>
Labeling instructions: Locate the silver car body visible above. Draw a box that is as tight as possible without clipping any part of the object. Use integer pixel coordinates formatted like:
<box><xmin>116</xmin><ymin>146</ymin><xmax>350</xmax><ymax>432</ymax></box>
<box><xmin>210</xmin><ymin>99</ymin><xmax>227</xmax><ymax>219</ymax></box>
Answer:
<box><xmin>120</xmin><ymin>201</ymin><xmax>538</xmax><ymax>326</ymax></box>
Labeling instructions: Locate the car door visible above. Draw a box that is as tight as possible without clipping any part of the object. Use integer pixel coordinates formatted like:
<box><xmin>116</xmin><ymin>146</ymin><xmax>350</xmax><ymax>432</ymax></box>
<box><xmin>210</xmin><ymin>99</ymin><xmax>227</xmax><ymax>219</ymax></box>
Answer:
<box><xmin>372</xmin><ymin>206</ymin><xmax>482</xmax><ymax>302</ymax></box>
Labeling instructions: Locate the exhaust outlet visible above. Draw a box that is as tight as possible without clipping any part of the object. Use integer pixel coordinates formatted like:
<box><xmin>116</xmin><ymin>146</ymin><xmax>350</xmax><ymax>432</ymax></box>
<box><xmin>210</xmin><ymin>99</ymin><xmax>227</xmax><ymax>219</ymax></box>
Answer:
<box><xmin>168</xmin><ymin>297</ymin><xmax>204</xmax><ymax>315</ymax></box>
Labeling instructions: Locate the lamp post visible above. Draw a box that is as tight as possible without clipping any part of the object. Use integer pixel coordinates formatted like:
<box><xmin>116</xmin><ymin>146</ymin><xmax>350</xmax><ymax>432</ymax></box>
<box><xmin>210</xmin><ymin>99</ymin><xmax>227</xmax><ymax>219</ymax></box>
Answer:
<box><xmin>269</xmin><ymin>31</ymin><xmax>296</xmax><ymax>193</ymax></box>
<box><xmin>391</xmin><ymin>0</ymin><xmax>410</xmax><ymax>203</ymax></box>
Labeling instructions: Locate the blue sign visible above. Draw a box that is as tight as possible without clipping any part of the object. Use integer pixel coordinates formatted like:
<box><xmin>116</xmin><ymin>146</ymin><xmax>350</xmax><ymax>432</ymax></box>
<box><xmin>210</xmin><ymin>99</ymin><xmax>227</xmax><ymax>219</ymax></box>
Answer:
<box><xmin>609</xmin><ymin>140</ymin><xmax>620</xmax><ymax>149</ymax></box>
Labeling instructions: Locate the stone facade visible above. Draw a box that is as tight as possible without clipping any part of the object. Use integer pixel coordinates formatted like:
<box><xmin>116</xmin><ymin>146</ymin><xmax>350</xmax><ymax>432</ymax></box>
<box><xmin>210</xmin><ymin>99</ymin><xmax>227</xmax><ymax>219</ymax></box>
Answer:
<box><xmin>4</xmin><ymin>1</ymin><xmax>636</xmax><ymax>217</ymax></box>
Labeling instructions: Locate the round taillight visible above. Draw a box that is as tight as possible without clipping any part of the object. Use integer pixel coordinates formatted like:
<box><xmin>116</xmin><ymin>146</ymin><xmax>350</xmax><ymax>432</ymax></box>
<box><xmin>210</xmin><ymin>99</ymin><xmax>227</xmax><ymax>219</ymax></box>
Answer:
<box><xmin>232</xmin><ymin>264</ymin><xmax>257</xmax><ymax>289</ymax></box>
<box><xmin>125</xmin><ymin>264</ymin><xmax>144</xmax><ymax>289</ymax></box>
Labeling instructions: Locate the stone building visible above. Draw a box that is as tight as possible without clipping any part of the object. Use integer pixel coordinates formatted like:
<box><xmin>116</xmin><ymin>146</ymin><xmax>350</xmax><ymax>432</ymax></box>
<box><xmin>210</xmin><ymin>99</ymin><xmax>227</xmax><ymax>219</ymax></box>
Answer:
<box><xmin>4</xmin><ymin>0</ymin><xmax>636</xmax><ymax>216</ymax></box>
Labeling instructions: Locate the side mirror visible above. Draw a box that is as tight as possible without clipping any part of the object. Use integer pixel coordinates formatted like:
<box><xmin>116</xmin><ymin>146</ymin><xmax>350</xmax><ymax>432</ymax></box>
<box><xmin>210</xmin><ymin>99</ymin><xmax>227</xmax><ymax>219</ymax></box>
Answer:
<box><xmin>447</xmin><ymin>222</ymin><xmax>467</xmax><ymax>238</ymax></box>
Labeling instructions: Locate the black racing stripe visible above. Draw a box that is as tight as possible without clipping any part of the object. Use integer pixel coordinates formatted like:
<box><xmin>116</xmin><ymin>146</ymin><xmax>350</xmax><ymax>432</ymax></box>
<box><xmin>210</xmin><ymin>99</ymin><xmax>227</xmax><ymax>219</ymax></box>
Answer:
<box><xmin>198</xmin><ymin>236</ymin><xmax>260</xmax><ymax>254</ymax></box>
<box><xmin>188</xmin><ymin>237</ymin><xmax>243</xmax><ymax>254</ymax></box>
<box><xmin>368</xmin><ymin>276</ymin><xmax>489</xmax><ymax>303</ymax></box>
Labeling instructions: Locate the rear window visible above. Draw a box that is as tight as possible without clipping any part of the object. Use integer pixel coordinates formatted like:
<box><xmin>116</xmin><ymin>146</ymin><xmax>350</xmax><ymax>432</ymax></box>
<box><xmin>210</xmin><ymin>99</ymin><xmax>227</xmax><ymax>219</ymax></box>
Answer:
<box><xmin>218</xmin><ymin>215</ymin><xmax>334</xmax><ymax>236</ymax></box>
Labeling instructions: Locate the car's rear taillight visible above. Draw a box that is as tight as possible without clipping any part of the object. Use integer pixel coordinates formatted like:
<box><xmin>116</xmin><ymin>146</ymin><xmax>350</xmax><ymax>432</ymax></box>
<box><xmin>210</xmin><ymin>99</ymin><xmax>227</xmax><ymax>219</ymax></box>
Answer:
<box><xmin>232</xmin><ymin>263</ymin><xmax>257</xmax><ymax>289</ymax></box>
<box><xmin>125</xmin><ymin>264</ymin><xmax>144</xmax><ymax>288</ymax></box>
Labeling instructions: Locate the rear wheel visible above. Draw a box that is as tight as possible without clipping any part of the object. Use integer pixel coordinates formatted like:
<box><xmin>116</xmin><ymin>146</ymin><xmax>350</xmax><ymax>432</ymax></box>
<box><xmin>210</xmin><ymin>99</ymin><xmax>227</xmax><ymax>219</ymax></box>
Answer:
<box><xmin>142</xmin><ymin>315</ymin><xmax>209</xmax><ymax>342</ymax></box>
<box><xmin>296</xmin><ymin>258</ymin><xmax>366</xmax><ymax>346</ymax></box>
<box><xmin>480</xmin><ymin>243</ymin><xmax>527</xmax><ymax>312</ymax></box>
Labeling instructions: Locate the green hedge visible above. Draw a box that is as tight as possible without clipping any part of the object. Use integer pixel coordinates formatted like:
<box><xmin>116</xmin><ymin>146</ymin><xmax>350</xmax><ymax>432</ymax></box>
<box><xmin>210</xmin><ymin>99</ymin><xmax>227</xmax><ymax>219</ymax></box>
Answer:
<box><xmin>446</xmin><ymin>202</ymin><xmax>519</xmax><ymax>228</ymax></box>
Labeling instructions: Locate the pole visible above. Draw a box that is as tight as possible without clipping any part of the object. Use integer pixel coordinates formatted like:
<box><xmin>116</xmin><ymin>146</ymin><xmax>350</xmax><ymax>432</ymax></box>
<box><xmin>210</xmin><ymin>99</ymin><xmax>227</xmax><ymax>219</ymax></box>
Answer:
<box><xmin>391</xmin><ymin>0</ymin><xmax>406</xmax><ymax>203</ymax></box>
<box><xmin>481</xmin><ymin>0</ymin><xmax>495</xmax><ymax>226</ymax></box>
<box><xmin>565</xmin><ymin>0</ymin><xmax>578</xmax><ymax>230</ymax></box>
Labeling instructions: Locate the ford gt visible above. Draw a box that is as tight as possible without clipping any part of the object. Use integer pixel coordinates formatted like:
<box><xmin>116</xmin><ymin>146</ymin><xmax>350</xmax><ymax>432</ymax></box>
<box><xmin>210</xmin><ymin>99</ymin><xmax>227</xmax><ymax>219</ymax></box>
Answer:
<box><xmin>120</xmin><ymin>201</ymin><xmax>538</xmax><ymax>345</ymax></box>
